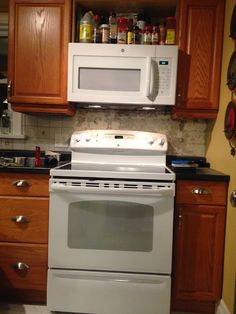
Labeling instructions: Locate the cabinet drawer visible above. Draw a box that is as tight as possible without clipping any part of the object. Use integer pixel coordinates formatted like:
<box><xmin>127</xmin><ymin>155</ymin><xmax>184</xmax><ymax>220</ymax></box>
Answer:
<box><xmin>0</xmin><ymin>173</ymin><xmax>49</xmax><ymax>197</ymax></box>
<box><xmin>0</xmin><ymin>243</ymin><xmax>48</xmax><ymax>290</ymax></box>
<box><xmin>0</xmin><ymin>197</ymin><xmax>49</xmax><ymax>243</ymax></box>
<box><xmin>176</xmin><ymin>180</ymin><xmax>228</xmax><ymax>205</ymax></box>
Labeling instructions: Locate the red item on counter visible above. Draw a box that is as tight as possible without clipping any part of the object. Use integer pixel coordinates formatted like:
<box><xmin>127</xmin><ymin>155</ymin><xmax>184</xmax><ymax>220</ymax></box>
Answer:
<box><xmin>35</xmin><ymin>146</ymin><xmax>41</xmax><ymax>167</ymax></box>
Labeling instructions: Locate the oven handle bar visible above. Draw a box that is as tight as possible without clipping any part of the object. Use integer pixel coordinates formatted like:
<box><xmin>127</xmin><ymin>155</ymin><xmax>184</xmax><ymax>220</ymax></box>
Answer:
<box><xmin>55</xmin><ymin>272</ymin><xmax>167</xmax><ymax>285</ymax></box>
<box><xmin>50</xmin><ymin>183</ymin><xmax>174</xmax><ymax>197</ymax></box>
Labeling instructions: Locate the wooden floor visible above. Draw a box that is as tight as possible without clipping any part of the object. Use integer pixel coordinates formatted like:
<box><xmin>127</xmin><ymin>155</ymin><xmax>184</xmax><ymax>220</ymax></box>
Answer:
<box><xmin>0</xmin><ymin>303</ymin><xmax>200</xmax><ymax>314</ymax></box>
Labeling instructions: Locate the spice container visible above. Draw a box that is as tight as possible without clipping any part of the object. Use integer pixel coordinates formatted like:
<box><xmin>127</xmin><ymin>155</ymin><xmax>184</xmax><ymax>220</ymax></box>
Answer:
<box><xmin>166</xmin><ymin>17</ymin><xmax>176</xmax><ymax>45</ymax></box>
<box><xmin>100</xmin><ymin>24</ymin><xmax>109</xmax><ymax>43</ymax></box>
<box><xmin>117</xmin><ymin>17</ymin><xmax>128</xmax><ymax>44</ymax></box>
<box><xmin>93</xmin><ymin>14</ymin><xmax>102</xmax><ymax>43</ymax></box>
<box><xmin>151</xmin><ymin>26</ymin><xmax>159</xmax><ymax>45</ymax></box>
<box><xmin>143</xmin><ymin>26</ymin><xmax>152</xmax><ymax>45</ymax></box>
<box><xmin>159</xmin><ymin>22</ymin><xmax>166</xmax><ymax>45</ymax></box>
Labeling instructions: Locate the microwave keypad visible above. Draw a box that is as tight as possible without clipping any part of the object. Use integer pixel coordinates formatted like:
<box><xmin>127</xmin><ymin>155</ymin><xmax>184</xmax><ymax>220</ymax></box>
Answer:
<box><xmin>157</xmin><ymin>58</ymin><xmax>172</xmax><ymax>96</ymax></box>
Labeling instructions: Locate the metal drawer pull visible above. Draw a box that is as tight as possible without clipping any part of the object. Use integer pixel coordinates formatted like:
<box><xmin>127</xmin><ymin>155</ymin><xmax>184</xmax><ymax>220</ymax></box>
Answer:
<box><xmin>191</xmin><ymin>188</ymin><xmax>210</xmax><ymax>195</ymax></box>
<box><xmin>12</xmin><ymin>180</ymin><xmax>31</xmax><ymax>187</ymax></box>
<box><xmin>12</xmin><ymin>262</ymin><xmax>29</xmax><ymax>271</ymax></box>
<box><xmin>11</xmin><ymin>215</ymin><xmax>30</xmax><ymax>223</ymax></box>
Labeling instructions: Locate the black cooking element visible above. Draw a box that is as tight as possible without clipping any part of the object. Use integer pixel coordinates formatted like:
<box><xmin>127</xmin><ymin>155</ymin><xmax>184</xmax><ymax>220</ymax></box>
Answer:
<box><xmin>227</xmin><ymin>50</ymin><xmax>236</xmax><ymax>92</ymax></box>
<box><xmin>224</xmin><ymin>101</ymin><xmax>236</xmax><ymax>140</ymax></box>
<box><xmin>230</xmin><ymin>4</ymin><xmax>236</xmax><ymax>41</ymax></box>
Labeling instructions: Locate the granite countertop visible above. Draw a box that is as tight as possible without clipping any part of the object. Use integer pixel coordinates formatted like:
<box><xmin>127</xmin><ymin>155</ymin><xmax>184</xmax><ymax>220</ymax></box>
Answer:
<box><xmin>0</xmin><ymin>151</ymin><xmax>230</xmax><ymax>182</ymax></box>
<box><xmin>172</xmin><ymin>167</ymin><xmax>230</xmax><ymax>182</ymax></box>
<box><xmin>0</xmin><ymin>165</ymin><xmax>51</xmax><ymax>174</ymax></box>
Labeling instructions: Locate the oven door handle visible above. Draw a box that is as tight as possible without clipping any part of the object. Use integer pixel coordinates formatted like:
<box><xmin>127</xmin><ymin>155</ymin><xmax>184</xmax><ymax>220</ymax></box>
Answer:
<box><xmin>50</xmin><ymin>183</ymin><xmax>174</xmax><ymax>197</ymax></box>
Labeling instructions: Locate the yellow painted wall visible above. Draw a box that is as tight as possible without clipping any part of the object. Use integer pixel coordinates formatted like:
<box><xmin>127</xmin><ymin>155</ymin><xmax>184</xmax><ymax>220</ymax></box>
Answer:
<box><xmin>206</xmin><ymin>0</ymin><xmax>236</xmax><ymax>312</ymax></box>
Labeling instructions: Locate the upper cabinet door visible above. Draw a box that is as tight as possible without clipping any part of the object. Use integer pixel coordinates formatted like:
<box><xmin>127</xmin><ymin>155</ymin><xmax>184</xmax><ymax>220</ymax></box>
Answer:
<box><xmin>172</xmin><ymin>0</ymin><xmax>225</xmax><ymax>119</ymax></box>
<box><xmin>8</xmin><ymin>0</ymin><xmax>75</xmax><ymax>115</ymax></box>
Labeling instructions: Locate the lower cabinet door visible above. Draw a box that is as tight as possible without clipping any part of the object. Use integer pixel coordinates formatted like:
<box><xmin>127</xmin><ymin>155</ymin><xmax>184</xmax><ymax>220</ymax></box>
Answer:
<box><xmin>171</xmin><ymin>204</ymin><xmax>226</xmax><ymax>310</ymax></box>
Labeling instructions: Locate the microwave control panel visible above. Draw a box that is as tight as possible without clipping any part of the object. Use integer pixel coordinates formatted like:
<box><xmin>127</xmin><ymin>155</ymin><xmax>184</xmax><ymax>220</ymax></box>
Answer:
<box><xmin>156</xmin><ymin>58</ymin><xmax>172</xmax><ymax>96</ymax></box>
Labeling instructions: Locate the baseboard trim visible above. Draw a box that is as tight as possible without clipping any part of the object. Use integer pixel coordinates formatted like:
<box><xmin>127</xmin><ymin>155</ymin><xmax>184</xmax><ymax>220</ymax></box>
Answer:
<box><xmin>215</xmin><ymin>299</ymin><xmax>231</xmax><ymax>314</ymax></box>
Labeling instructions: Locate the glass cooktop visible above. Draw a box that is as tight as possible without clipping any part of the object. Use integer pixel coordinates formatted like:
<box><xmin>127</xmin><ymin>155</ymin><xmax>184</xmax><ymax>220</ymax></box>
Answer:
<box><xmin>50</xmin><ymin>162</ymin><xmax>175</xmax><ymax>181</ymax></box>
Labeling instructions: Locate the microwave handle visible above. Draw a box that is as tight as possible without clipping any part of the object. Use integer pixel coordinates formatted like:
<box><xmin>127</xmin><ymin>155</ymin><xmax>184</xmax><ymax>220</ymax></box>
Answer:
<box><xmin>144</xmin><ymin>57</ymin><xmax>152</xmax><ymax>97</ymax></box>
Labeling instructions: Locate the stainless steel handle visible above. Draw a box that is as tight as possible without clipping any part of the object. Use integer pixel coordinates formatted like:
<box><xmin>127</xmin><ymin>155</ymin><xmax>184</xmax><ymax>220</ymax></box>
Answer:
<box><xmin>12</xmin><ymin>180</ymin><xmax>31</xmax><ymax>187</ymax></box>
<box><xmin>230</xmin><ymin>190</ymin><xmax>236</xmax><ymax>207</ymax></box>
<box><xmin>51</xmin><ymin>183</ymin><xmax>174</xmax><ymax>197</ymax></box>
<box><xmin>191</xmin><ymin>188</ymin><xmax>210</xmax><ymax>195</ymax></box>
<box><xmin>11</xmin><ymin>215</ymin><xmax>30</xmax><ymax>223</ymax></box>
<box><xmin>144</xmin><ymin>57</ymin><xmax>152</xmax><ymax>97</ymax></box>
<box><xmin>12</xmin><ymin>262</ymin><xmax>29</xmax><ymax>271</ymax></box>
<box><xmin>7</xmin><ymin>80</ymin><xmax>12</xmax><ymax>98</ymax></box>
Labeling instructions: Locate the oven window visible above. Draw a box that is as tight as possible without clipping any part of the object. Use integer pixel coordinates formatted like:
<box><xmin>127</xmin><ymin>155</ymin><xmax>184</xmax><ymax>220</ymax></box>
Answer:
<box><xmin>68</xmin><ymin>200</ymin><xmax>153</xmax><ymax>252</ymax></box>
<box><xmin>78</xmin><ymin>68</ymin><xmax>141</xmax><ymax>91</ymax></box>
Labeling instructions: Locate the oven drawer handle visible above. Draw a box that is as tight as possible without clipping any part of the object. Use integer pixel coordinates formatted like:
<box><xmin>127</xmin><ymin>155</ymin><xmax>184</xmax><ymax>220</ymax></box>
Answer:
<box><xmin>50</xmin><ymin>183</ymin><xmax>174</xmax><ymax>196</ymax></box>
<box><xmin>56</xmin><ymin>273</ymin><xmax>166</xmax><ymax>285</ymax></box>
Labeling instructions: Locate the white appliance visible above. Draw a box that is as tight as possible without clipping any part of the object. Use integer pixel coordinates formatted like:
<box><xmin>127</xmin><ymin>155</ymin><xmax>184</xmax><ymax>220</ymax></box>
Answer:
<box><xmin>47</xmin><ymin>130</ymin><xmax>175</xmax><ymax>314</ymax></box>
<box><xmin>68</xmin><ymin>43</ymin><xmax>178</xmax><ymax>107</ymax></box>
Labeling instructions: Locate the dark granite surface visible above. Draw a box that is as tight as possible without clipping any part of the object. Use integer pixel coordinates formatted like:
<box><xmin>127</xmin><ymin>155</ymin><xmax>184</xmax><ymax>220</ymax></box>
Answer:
<box><xmin>0</xmin><ymin>150</ymin><xmax>230</xmax><ymax>182</ymax></box>
<box><xmin>172</xmin><ymin>167</ymin><xmax>230</xmax><ymax>182</ymax></box>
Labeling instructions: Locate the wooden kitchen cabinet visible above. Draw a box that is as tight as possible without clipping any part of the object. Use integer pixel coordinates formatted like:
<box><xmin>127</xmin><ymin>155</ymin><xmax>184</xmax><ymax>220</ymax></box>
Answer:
<box><xmin>8</xmin><ymin>0</ymin><xmax>75</xmax><ymax>116</ymax></box>
<box><xmin>171</xmin><ymin>180</ymin><xmax>228</xmax><ymax>313</ymax></box>
<box><xmin>0</xmin><ymin>172</ymin><xmax>49</xmax><ymax>303</ymax></box>
<box><xmin>172</xmin><ymin>0</ymin><xmax>225</xmax><ymax>119</ymax></box>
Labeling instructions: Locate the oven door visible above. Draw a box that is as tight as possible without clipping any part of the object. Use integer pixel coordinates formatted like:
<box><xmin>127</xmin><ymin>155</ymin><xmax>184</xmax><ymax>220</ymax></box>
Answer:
<box><xmin>48</xmin><ymin>178</ymin><xmax>175</xmax><ymax>274</ymax></box>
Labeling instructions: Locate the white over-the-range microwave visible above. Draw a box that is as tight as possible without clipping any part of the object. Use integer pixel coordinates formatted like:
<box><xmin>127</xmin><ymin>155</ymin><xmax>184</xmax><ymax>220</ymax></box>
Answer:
<box><xmin>68</xmin><ymin>43</ymin><xmax>178</xmax><ymax>108</ymax></box>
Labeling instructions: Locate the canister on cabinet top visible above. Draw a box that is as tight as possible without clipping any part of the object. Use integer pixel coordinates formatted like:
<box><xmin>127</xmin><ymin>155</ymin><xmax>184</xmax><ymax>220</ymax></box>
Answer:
<box><xmin>166</xmin><ymin>17</ymin><xmax>176</xmax><ymax>45</ymax></box>
<box><xmin>117</xmin><ymin>17</ymin><xmax>128</xmax><ymax>44</ymax></box>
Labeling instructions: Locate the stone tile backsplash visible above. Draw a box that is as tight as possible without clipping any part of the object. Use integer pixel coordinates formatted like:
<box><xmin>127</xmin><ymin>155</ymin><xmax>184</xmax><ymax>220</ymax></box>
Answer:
<box><xmin>0</xmin><ymin>109</ymin><xmax>207</xmax><ymax>156</ymax></box>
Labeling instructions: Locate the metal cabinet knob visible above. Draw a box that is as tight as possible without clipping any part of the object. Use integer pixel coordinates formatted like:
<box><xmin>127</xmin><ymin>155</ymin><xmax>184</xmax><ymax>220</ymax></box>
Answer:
<box><xmin>191</xmin><ymin>188</ymin><xmax>210</xmax><ymax>195</ymax></box>
<box><xmin>7</xmin><ymin>80</ymin><xmax>12</xmax><ymax>98</ymax></box>
<box><xmin>11</xmin><ymin>215</ymin><xmax>30</xmax><ymax>223</ymax></box>
<box><xmin>12</xmin><ymin>180</ymin><xmax>31</xmax><ymax>187</ymax></box>
<box><xmin>12</xmin><ymin>262</ymin><xmax>29</xmax><ymax>271</ymax></box>
<box><xmin>230</xmin><ymin>190</ymin><xmax>236</xmax><ymax>207</ymax></box>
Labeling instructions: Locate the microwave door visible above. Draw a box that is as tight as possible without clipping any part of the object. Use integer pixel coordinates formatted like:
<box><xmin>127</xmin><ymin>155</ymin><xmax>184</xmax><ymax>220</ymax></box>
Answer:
<box><xmin>69</xmin><ymin>55</ymin><xmax>153</xmax><ymax>105</ymax></box>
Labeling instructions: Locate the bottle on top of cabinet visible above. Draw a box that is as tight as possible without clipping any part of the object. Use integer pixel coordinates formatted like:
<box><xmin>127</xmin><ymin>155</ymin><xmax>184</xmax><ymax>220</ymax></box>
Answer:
<box><xmin>159</xmin><ymin>21</ymin><xmax>166</xmax><ymax>45</ymax></box>
<box><xmin>109</xmin><ymin>12</ymin><xmax>117</xmax><ymax>43</ymax></box>
<box><xmin>117</xmin><ymin>17</ymin><xmax>128</xmax><ymax>44</ymax></box>
<box><xmin>93</xmin><ymin>14</ymin><xmax>102</xmax><ymax>43</ymax></box>
<box><xmin>79</xmin><ymin>11</ymin><xmax>94</xmax><ymax>43</ymax></box>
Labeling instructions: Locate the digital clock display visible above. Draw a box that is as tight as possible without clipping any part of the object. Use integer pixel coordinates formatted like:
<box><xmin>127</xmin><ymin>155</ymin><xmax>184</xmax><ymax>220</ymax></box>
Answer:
<box><xmin>159</xmin><ymin>61</ymin><xmax>169</xmax><ymax>65</ymax></box>
<box><xmin>114</xmin><ymin>135</ymin><xmax>124</xmax><ymax>139</ymax></box>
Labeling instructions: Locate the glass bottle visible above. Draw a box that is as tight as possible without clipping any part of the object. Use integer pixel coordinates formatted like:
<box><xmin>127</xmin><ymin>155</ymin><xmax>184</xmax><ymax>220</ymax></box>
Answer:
<box><xmin>127</xmin><ymin>19</ymin><xmax>134</xmax><ymax>44</ymax></box>
<box><xmin>109</xmin><ymin>12</ymin><xmax>117</xmax><ymax>43</ymax></box>
<box><xmin>93</xmin><ymin>14</ymin><xmax>102</xmax><ymax>43</ymax></box>
<box><xmin>117</xmin><ymin>17</ymin><xmax>128</xmax><ymax>44</ymax></box>
<box><xmin>151</xmin><ymin>26</ymin><xmax>159</xmax><ymax>45</ymax></box>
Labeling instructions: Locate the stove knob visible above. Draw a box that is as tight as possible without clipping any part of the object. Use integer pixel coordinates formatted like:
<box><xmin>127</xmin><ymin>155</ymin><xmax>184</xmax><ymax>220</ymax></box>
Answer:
<box><xmin>148</xmin><ymin>138</ymin><xmax>155</xmax><ymax>145</ymax></box>
<box><xmin>157</xmin><ymin>137</ymin><xmax>165</xmax><ymax>146</ymax></box>
<box><xmin>85</xmin><ymin>136</ymin><xmax>91</xmax><ymax>142</ymax></box>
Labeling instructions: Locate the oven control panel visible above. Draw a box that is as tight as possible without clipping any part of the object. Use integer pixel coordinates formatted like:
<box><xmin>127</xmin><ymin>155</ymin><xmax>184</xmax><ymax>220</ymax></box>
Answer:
<box><xmin>70</xmin><ymin>130</ymin><xmax>167</xmax><ymax>152</ymax></box>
